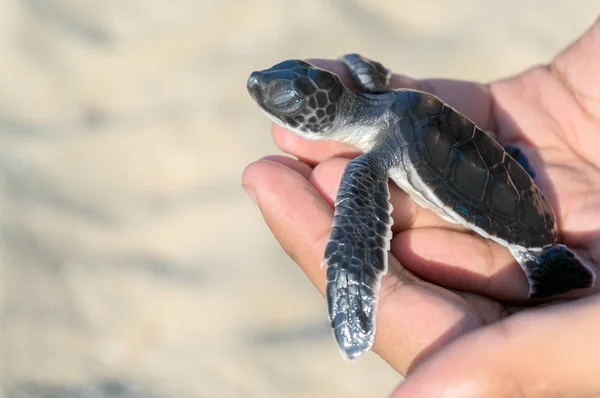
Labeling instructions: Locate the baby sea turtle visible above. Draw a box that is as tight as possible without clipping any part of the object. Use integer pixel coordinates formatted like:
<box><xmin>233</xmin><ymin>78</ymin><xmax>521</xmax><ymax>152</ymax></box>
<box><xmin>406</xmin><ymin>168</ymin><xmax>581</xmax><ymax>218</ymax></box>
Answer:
<box><xmin>247</xmin><ymin>54</ymin><xmax>596</xmax><ymax>360</ymax></box>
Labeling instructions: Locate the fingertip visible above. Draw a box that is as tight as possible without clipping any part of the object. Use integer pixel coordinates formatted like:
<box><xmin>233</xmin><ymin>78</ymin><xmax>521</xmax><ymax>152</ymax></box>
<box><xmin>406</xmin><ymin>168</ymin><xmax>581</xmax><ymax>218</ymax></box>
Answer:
<box><xmin>241</xmin><ymin>158</ymin><xmax>267</xmax><ymax>189</ymax></box>
<box><xmin>242</xmin><ymin>158</ymin><xmax>278</xmax><ymax>189</ymax></box>
<box><xmin>260</xmin><ymin>155</ymin><xmax>313</xmax><ymax>178</ymax></box>
<box><xmin>241</xmin><ymin>157</ymin><xmax>307</xmax><ymax>205</ymax></box>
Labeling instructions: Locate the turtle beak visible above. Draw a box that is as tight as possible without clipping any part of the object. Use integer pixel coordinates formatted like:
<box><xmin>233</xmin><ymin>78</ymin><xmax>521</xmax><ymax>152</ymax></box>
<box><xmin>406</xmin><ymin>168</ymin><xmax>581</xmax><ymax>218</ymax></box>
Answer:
<box><xmin>247</xmin><ymin>72</ymin><xmax>260</xmax><ymax>88</ymax></box>
<box><xmin>247</xmin><ymin>72</ymin><xmax>262</xmax><ymax>102</ymax></box>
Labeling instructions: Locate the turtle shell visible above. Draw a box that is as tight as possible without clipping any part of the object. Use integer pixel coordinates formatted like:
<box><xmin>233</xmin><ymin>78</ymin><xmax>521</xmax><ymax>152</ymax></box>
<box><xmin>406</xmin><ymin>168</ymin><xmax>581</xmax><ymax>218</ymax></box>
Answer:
<box><xmin>394</xmin><ymin>90</ymin><xmax>556</xmax><ymax>249</ymax></box>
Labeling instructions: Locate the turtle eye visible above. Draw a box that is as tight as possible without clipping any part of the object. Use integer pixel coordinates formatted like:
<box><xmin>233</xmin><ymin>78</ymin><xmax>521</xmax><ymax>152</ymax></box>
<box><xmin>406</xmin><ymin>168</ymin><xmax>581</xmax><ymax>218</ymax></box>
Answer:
<box><xmin>267</xmin><ymin>81</ymin><xmax>305</xmax><ymax>115</ymax></box>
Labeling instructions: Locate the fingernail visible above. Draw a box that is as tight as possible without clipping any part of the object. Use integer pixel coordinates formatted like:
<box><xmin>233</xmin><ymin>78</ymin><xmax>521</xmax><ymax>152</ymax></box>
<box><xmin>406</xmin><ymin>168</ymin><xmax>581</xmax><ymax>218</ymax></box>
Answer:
<box><xmin>242</xmin><ymin>184</ymin><xmax>258</xmax><ymax>206</ymax></box>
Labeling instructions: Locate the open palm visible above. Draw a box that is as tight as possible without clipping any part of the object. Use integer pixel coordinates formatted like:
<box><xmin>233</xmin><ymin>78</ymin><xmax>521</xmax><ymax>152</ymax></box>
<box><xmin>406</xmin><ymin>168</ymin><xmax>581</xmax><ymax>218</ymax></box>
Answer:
<box><xmin>243</xmin><ymin>21</ymin><xmax>600</xmax><ymax>397</ymax></box>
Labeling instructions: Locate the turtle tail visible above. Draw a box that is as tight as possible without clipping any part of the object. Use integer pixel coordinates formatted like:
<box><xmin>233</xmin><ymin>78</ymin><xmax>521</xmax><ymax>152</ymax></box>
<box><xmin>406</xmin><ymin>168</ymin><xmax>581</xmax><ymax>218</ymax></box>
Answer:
<box><xmin>510</xmin><ymin>244</ymin><xmax>596</xmax><ymax>298</ymax></box>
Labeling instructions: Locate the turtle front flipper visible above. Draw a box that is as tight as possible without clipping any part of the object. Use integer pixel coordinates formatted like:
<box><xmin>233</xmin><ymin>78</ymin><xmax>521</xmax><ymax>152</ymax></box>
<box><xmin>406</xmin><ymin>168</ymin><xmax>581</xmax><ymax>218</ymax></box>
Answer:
<box><xmin>339</xmin><ymin>54</ymin><xmax>392</xmax><ymax>93</ymax></box>
<box><xmin>324</xmin><ymin>153</ymin><xmax>393</xmax><ymax>360</ymax></box>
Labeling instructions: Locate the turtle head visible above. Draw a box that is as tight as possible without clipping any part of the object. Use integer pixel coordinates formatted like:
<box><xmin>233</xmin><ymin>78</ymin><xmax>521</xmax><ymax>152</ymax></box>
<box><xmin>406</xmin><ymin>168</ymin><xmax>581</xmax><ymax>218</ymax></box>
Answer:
<box><xmin>247</xmin><ymin>60</ymin><xmax>347</xmax><ymax>139</ymax></box>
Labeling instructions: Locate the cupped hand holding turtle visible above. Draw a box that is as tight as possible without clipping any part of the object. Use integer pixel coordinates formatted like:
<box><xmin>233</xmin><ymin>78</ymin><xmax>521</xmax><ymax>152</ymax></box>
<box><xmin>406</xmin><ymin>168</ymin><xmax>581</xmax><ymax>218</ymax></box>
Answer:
<box><xmin>242</xmin><ymin>20</ymin><xmax>600</xmax><ymax>397</ymax></box>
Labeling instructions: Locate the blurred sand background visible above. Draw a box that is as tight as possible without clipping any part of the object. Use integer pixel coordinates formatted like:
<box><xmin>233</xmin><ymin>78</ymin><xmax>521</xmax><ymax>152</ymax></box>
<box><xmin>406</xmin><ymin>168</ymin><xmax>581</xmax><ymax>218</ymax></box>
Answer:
<box><xmin>0</xmin><ymin>1</ymin><xmax>599</xmax><ymax>397</ymax></box>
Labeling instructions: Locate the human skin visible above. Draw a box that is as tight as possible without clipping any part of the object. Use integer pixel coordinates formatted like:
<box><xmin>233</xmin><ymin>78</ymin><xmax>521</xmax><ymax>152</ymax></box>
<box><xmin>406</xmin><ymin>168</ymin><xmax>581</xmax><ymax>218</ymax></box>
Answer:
<box><xmin>242</xmin><ymin>19</ymin><xmax>600</xmax><ymax>397</ymax></box>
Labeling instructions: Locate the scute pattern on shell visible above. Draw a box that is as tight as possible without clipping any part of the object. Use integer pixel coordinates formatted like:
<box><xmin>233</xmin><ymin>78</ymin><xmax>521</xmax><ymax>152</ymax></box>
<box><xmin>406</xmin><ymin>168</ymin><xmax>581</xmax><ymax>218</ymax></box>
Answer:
<box><xmin>395</xmin><ymin>91</ymin><xmax>556</xmax><ymax>248</ymax></box>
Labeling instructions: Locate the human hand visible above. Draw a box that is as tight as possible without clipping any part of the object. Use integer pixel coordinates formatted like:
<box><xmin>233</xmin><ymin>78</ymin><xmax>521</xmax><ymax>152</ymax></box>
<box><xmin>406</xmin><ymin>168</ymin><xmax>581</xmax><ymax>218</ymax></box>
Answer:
<box><xmin>242</xmin><ymin>19</ymin><xmax>600</xmax><ymax>397</ymax></box>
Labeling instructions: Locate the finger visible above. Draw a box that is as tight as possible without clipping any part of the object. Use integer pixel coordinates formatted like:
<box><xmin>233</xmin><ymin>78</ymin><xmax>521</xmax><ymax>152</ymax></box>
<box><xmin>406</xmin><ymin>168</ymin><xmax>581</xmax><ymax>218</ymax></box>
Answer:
<box><xmin>259</xmin><ymin>155</ymin><xmax>313</xmax><ymax>179</ymax></box>
<box><xmin>391</xmin><ymin>294</ymin><xmax>600</xmax><ymax>398</ymax></box>
<box><xmin>272</xmin><ymin>123</ymin><xmax>361</xmax><ymax>167</ymax></box>
<box><xmin>392</xmin><ymin>228</ymin><xmax>528</xmax><ymax>300</ymax></box>
<box><xmin>274</xmin><ymin>58</ymin><xmax>495</xmax><ymax>164</ymax></box>
<box><xmin>242</xmin><ymin>158</ymin><xmax>491</xmax><ymax>374</ymax></box>
<box><xmin>392</xmin><ymin>226</ymin><xmax>600</xmax><ymax>303</ymax></box>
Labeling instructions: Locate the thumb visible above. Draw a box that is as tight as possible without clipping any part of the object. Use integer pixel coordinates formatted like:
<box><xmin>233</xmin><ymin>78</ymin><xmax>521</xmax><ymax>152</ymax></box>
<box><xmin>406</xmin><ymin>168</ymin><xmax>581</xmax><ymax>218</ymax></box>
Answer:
<box><xmin>391</xmin><ymin>295</ymin><xmax>600</xmax><ymax>398</ymax></box>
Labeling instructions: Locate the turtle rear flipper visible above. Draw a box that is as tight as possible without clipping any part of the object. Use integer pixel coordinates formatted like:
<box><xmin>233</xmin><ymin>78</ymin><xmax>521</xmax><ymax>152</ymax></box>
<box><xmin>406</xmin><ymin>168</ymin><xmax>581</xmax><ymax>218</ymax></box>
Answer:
<box><xmin>339</xmin><ymin>53</ymin><xmax>392</xmax><ymax>93</ymax></box>
<box><xmin>325</xmin><ymin>153</ymin><xmax>393</xmax><ymax>360</ymax></box>
<box><xmin>510</xmin><ymin>244</ymin><xmax>596</xmax><ymax>298</ymax></box>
